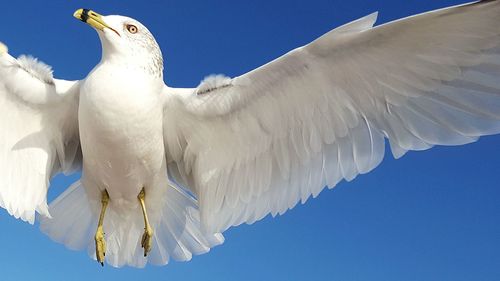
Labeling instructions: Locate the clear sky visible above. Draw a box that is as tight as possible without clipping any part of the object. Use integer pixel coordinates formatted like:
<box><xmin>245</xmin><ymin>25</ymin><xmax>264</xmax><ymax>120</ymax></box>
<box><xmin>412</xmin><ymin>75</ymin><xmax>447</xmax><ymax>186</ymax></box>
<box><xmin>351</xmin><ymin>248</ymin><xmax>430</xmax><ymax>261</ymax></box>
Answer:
<box><xmin>1</xmin><ymin>0</ymin><xmax>499</xmax><ymax>280</ymax></box>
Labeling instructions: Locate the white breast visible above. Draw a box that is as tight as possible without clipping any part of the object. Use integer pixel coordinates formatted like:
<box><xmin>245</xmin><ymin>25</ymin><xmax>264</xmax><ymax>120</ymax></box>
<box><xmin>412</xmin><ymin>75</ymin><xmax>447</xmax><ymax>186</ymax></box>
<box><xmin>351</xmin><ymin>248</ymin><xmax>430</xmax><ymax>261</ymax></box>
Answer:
<box><xmin>78</xmin><ymin>63</ymin><xmax>166</xmax><ymax>204</ymax></box>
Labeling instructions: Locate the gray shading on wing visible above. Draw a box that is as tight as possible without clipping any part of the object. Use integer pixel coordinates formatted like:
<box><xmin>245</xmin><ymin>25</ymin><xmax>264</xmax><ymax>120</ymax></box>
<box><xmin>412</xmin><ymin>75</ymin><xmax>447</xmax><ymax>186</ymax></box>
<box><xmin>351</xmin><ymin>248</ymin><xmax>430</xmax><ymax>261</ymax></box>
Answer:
<box><xmin>0</xmin><ymin>48</ymin><xmax>81</xmax><ymax>223</ymax></box>
<box><xmin>163</xmin><ymin>1</ymin><xmax>500</xmax><ymax>233</ymax></box>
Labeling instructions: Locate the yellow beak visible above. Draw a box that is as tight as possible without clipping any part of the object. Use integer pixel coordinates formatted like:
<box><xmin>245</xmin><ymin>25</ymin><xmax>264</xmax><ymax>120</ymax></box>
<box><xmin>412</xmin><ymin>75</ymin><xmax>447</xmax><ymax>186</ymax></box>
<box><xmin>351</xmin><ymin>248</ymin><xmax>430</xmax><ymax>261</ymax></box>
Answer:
<box><xmin>73</xmin><ymin>9</ymin><xmax>120</xmax><ymax>36</ymax></box>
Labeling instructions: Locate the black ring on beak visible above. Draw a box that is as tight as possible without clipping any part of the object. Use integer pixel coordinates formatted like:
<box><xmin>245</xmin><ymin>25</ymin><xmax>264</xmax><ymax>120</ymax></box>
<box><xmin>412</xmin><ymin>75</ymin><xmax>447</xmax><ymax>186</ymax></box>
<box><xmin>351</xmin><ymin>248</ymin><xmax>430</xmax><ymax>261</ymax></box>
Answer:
<box><xmin>81</xmin><ymin>9</ymin><xmax>90</xmax><ymax>23</ymax></box>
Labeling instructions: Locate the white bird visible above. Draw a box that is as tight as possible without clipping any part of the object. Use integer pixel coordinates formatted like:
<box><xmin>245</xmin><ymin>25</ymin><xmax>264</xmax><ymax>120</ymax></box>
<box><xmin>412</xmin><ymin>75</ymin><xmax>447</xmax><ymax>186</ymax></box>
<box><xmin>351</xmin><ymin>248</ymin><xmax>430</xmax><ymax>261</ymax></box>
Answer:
<box><xmin>1</xmin><ymin>1</ymin><xmax>500</xmax><ymax>268</ymax></box>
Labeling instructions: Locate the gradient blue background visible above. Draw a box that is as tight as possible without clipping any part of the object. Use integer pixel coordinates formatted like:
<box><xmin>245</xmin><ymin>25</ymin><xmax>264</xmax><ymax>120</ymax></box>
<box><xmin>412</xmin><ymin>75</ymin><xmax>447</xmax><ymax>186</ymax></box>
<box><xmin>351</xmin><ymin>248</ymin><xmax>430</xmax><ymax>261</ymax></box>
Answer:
<box><xmin>1</xmin><ymin>1</ymin><xmax>499</xmax><ymax>280</ymax></box>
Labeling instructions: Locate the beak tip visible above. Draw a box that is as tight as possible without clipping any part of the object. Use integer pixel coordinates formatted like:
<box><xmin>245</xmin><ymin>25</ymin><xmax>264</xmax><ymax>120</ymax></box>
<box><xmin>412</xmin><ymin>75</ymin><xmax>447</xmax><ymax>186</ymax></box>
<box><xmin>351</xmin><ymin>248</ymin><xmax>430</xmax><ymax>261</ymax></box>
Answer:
<box><xmin>72</xmin><ymin>9</ymin><xmax>115</xmax><ymax>35</ymax></box>
<box><xmin>73</xmin><ymin>8</ymin><xmax>83</xmax><ymax>20</ymax></box>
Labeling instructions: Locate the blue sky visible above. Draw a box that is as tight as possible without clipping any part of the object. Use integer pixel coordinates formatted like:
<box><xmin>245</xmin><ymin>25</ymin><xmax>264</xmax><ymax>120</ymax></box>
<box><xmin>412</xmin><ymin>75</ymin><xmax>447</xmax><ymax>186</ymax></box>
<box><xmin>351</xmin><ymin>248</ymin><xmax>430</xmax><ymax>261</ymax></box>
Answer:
<box><xmin>1</xmin><ymin>0</ymin><xmax>499</xmax><ymax>280</ymax></box>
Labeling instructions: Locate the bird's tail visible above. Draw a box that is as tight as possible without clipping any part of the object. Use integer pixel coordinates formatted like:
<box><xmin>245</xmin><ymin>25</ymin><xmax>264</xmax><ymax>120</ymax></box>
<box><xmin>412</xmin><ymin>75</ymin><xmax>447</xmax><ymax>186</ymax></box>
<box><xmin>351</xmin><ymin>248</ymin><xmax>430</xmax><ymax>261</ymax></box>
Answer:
<box><xmin>40</xmin><ymin>180</ymin><xmax>224</xmax><ymax>268</ymax></box>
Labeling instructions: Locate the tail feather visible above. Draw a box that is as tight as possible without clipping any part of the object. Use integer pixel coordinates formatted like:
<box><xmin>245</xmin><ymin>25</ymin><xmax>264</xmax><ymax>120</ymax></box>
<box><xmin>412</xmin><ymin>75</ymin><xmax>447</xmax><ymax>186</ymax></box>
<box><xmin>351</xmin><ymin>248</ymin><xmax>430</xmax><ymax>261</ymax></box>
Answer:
<box><xmin>40</xmin><ymin>181</ymin><xmax>94</xmax><ymax>250</ymax></box>
<box><xmin>40</xmin><ymin>180</ymin><xmax>224</xmax><ymax>268</ymax></box>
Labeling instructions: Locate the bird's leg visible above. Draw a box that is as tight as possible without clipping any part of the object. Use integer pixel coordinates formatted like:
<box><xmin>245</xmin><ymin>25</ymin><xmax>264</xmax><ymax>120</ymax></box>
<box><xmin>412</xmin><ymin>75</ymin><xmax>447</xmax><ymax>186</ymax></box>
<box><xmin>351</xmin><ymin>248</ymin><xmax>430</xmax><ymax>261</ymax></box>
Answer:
<box><xmin>95</xmin><ymin>189</ymin><xmax>109</xmax><ymax>266</ymax></box>
<box><xmin>138</xmin><ymin>187</ymin><xmax>154</xmax><ymax>257</ymax></box>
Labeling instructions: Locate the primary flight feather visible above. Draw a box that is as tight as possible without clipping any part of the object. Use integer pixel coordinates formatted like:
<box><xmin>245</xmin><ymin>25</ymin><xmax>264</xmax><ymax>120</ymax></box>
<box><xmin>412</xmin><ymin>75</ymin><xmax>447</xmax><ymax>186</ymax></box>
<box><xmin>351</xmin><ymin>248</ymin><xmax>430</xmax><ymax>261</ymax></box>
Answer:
<box><xmin>0</xmin><ymin>0</ymin><xmax>499</xmax><ymax>268</ymax></box>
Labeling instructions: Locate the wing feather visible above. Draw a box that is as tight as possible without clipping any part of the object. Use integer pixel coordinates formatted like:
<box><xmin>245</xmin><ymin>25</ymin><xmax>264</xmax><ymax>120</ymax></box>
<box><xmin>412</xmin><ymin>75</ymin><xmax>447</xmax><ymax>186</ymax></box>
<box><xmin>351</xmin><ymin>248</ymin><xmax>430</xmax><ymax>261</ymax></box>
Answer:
<box><xmin>163</xmin><ymin>1</ymin><xmax>500</xmax><ymax>233</ymax></box>
<box><xmin>0</xmin><ymin>49</ymin><xmax>80</xmax><ymax>223</ymax></box>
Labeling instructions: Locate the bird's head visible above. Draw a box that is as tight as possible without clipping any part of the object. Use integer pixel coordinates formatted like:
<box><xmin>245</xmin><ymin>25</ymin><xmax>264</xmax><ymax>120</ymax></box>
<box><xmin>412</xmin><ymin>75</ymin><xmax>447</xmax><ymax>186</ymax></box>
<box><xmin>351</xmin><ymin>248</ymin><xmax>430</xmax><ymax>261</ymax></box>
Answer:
<box><xmin>74</xmin><ymin>9</ymin><xmax>163</xmax><ymax>78</ymax></box>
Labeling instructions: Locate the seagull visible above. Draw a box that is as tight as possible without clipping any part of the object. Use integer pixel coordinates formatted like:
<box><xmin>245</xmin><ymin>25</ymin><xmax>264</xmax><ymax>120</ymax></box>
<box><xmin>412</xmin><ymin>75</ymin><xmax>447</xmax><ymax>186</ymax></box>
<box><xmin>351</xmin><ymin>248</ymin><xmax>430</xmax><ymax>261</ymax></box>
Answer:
<box><xmin>0</xmin><ymin>1</ymin><xmax>499</xmax><ymax>268</ymax></box>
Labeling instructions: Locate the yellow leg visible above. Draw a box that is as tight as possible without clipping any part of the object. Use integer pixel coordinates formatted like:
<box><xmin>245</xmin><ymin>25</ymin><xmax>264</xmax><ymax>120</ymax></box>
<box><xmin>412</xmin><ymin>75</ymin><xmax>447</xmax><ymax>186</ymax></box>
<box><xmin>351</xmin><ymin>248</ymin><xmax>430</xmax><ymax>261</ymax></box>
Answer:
<box><xmin>138</xmin><ymin>188</ymin><xmax>154</xmax><ymax>257</ymax></box>
<box><xmin>95</xmin><ymin>190</ymin><xmax>109</xmax><ymax>266</ymax></box>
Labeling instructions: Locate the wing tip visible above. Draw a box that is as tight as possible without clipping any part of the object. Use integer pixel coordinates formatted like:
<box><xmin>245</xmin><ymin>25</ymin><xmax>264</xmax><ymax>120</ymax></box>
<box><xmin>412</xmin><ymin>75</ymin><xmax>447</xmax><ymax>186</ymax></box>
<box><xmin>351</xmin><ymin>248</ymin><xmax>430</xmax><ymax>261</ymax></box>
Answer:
<box><xmin>0</xmin><ymin>42</ymin><xmax>7</xmax><ymax>55</ymax></box>
<box><xmin>367</xmin><ymin>11</ymin><xmax>379</xmax><ymax>25</ymax></box>
<box><xmin>334</xmin><ymin>11</ymin><xmax>379</xmax><ymax>34</ymax></box>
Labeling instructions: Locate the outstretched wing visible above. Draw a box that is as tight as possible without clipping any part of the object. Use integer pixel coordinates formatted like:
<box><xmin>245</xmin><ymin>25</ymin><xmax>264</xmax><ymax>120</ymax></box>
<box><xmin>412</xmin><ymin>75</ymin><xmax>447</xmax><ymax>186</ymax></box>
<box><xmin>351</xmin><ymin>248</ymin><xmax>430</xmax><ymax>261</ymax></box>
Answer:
<box><xmin>163</xmin><ymin>1</ymin><xmax>500</xmax><ymax>233</ymax></box>
<box><xmin>0</xmin><ymin>44</ymin><xmax>81</xmax><ymax>223</ymax></box>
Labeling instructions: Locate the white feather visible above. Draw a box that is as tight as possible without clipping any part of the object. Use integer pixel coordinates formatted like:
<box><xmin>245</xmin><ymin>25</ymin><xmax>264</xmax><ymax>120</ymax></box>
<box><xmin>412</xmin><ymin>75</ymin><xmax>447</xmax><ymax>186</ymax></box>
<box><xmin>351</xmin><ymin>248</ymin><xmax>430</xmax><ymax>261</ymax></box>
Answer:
<box><xmin>16</xmin><ymin>55</ymin><xmax>54</xmax><ymax>84</ymax></box>
<box><xmin>196</xmin><ymin>74</ymin><xmax>232</xmax><ymax>95</ymax></box>
<box><xmin>3</xmin><ymin>2</ymin><xmax>500</xmax><ymax>268</ymax></box>
<box><xmin>0</xmin><ymin>52</ymin><xmax>80</xmax><ymax>223</ymax></box>
<box><xmin>164</xmin><ymin>1</ymin><xmax>500</xmax><ymax>234</ymax></box>
<box><xmin>0</xmin><ymin>42</ymin><xmax>7</xmax><ymax>54</ymax></box>
<box><xmin>40</xmin><ymin>180</ymin><xmax>223</xmax><ymax>268</ymax></box>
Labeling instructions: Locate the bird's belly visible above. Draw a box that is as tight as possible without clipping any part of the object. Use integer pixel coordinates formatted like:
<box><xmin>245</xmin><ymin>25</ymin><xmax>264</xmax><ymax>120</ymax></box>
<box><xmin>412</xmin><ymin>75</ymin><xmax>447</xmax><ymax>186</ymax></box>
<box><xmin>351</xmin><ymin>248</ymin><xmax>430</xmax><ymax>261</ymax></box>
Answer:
<box><xmin>78</xmin><ymin>84</ymin><xmax>165</xmax><ymax>204</ymax></box>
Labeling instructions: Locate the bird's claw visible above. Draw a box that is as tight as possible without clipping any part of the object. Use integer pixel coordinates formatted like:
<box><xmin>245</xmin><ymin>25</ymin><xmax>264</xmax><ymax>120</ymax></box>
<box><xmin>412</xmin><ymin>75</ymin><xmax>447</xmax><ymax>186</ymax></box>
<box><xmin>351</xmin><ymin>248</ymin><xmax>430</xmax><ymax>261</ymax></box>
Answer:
<box><xmin>141</xmin><ymin>226</ymin><xmax>153</xmax><ymax>257</ymax></box>
<box><xmin>95</xmin><ymin>226</ymin><xmax>106</xmax><ymax>266</ymax></box>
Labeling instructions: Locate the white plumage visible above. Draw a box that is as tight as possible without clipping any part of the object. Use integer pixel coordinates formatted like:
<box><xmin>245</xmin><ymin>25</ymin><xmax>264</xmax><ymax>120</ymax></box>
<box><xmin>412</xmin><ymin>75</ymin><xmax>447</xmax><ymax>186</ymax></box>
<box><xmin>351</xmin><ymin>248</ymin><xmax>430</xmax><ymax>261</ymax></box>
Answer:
<box><xmin>0</xmin><ymin>0</ymin><xmax>499</xmax><ymax>267</ymax></box>
<box><xmin>0</xmin><ymin>51</ymin><xmax>80</xmax><ymax>223</ymax></box>
<box><xmin>164</xmin><ymin>1</ymin><xmax>500</xmax><ymax>234</ymax></box>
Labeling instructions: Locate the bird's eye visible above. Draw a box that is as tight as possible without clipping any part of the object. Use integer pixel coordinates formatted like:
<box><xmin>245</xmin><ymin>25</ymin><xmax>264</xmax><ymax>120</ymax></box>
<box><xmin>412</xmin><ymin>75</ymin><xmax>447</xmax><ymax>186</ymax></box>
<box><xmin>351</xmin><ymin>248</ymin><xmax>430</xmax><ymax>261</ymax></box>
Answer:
<box><xmin>126</xmin><ymin>24</ymin><xmax>138</xmax><ymax>34</ymax></box>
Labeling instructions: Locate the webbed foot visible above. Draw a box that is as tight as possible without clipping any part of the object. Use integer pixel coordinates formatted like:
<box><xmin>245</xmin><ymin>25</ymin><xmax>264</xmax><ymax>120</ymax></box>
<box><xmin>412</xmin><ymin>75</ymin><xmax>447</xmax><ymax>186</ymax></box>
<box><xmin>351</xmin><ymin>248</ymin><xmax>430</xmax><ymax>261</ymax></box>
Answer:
<box><xmin>95</xmin><ymin>226</ymin><xmax>106</xmax><ymax>266</ymax></box>
<box><xmin>141</xmin><ymin>225</ymin><xmax>154</xmax><ymax>257</ymax></box>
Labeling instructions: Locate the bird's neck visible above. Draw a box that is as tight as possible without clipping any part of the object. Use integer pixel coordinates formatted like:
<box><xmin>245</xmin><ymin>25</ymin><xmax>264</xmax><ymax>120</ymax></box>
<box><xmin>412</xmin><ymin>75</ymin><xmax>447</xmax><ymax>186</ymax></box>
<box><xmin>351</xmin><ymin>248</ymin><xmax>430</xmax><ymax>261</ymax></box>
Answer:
<box><xmin>100</xmin><ymin>51</ymin><xmax>163</xmax><ymax>79</ymax></box>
